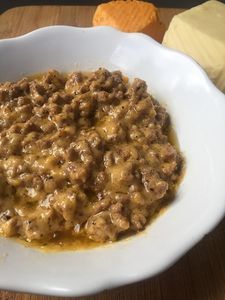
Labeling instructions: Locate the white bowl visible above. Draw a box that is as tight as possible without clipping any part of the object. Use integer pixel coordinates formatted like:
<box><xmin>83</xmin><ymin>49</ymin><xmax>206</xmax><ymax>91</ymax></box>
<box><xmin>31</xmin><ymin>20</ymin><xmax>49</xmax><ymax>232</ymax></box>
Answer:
<box><xmin>0</xmin><ymin>26</ymin><xmax>225</xmax><ymax>297</ymax></box>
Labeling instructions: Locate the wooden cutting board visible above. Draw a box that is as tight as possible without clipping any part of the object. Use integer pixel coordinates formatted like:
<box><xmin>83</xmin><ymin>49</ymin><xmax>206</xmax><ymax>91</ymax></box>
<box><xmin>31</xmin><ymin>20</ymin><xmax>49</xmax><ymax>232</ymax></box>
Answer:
<box><xmin>0</xmin><ymin>5</ymin><xmax>225</xmax><ymax>300</ymax></box>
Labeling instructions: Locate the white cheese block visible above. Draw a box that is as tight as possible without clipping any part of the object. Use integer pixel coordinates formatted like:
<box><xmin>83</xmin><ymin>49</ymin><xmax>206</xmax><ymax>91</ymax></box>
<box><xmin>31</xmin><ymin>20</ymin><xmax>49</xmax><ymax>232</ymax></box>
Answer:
<box><xmin>163</xmin><ymin>0</ymin><xmax>225</xmax><ymax>93</ymax></box>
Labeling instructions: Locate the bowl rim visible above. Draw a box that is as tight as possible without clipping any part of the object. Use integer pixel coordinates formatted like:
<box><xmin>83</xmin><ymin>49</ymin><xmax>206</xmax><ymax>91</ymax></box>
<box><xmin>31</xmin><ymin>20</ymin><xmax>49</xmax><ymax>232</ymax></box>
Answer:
<box><xmin>0</xmin><ymin>25</ymin><xmax>225</xmax><ymax>297</ymax></box>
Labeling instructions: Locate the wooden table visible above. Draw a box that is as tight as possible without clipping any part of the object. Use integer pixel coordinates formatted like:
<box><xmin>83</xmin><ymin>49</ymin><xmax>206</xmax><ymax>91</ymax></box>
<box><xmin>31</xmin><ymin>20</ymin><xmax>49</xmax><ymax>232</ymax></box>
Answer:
<box><xmin>0</xmin><ymin>5</ymin><xmax>225</xmax><ymax>300</ymax></box>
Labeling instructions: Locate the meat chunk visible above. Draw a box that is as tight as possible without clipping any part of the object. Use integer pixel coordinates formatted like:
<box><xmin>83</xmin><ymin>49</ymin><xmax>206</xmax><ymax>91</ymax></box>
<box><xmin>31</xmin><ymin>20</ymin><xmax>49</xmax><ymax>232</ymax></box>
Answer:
<box><xmin>153</xmin><ymin>102</ymin><xmax>169</xmax><ymax>129</ymax></box>
<box><xmin>85</xmin><ymin>212</ymin><xmax>118</xmax><ymax>242</ymax></box>
<box><xmin>130</xmin><ymin>207</ymin><xmax>149</xmax><ymax>230</ymax></box>
<box><xmin>65</xmin><ymin>72</ymin><xmax>84</xmax><ymax>94</ymax></box>
<box><xmin>113</xmin><ymin>144</ymin><xmax>139</xmax><ymax>163</ymax></box>
<box><xmin>96</xmin><ymin>116</ymin><xmax>126</xmax><ymax>143</ymax></box>
<box><xmin>0</xmin><ymin>217</ymin><xmax>19</xmax><ymax>237</ymax></box>
<box><xmin>67</xmin><ymin>162</ymin><xmax>90</xmax><ymax>185</ymax></box>
<box><xmin>140</xmin><ymin>167</ymin><xmax>168</xmax><ymax>199</ymax></box>
<box><xmin>110</xmin><ymin>202</ymin><xmax>130</xmax><ymax>231</ymax></box>
<box><xmin>19</xmin><ymin>208</ymin><xmax>63</xmax><ymax>241</ymax></box>
<box><xmin>43</xmin><ymin>69</ymin><xmax>65</xmax><ymax>92</ymax></box>
<box><xmin>53</xmin><ymin>190</ymin><xmax>77</xmax><ymax>225</ymax></box>
<box><xmin>109</xmin><ymin>162</ymin><xmax>135</xmax><ymax>188</ymax></box>
<box><xmin>153</xmin><ymin>143</ymin><xmax>177</xmax><ymax>162</ymax></box>
<box><xmin>79</xmin><ymin>95</ymin><xmax>96</xmax><ymax>117</ymax></box>
<box><xmin>129</xmin><ymin>78</ymin><xmax>147</xmax><ymax>100</ymax></box>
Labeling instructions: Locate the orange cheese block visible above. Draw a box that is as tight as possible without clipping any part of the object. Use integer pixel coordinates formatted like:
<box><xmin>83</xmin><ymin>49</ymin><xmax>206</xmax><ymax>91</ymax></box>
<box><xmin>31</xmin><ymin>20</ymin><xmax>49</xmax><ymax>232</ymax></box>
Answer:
<box><xmin>93</xmin><ymin>0</ymin><xmax>165</xmax><ymax>42</ymax></box>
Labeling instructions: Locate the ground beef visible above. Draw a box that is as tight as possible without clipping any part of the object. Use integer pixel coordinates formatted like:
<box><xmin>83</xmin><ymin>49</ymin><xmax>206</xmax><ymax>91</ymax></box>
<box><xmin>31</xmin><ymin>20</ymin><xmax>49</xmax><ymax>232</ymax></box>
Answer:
<box><xmin>0</xmin><ymin>68</ymin><xmax>183</xmax><ymax>245</ymax></box>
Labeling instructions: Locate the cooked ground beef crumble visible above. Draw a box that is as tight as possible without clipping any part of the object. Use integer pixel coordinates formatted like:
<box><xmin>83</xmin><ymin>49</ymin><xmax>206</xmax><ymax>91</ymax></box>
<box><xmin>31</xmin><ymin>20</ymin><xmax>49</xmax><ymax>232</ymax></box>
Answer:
<box><xmin>0</xmin><ymin>68</ymin><xmax>183</xmax><ymax>245</ymax></box>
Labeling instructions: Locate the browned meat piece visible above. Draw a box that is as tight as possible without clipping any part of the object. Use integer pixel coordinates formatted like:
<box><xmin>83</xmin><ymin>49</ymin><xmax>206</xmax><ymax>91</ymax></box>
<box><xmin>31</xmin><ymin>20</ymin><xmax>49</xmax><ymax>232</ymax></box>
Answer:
<box><xmin>43</xmin><ymin>69</ymin><xmax>65</xmax><ymax>91</ymax></box>
<box><xmin>130</xmin><ymin>207</ymin><xmax>149</xmax><ymax>230</ymax></box>
<box><xmin>29</xmin><ymin>81</ymin><xmax>46</xmax><ymax>106</ymax></box>
<box><xmin>3</xmin><ymin>156</ymin><xmax>28</xmax><ymax>179</ymax></box>
<box><xmin>140</xmin><ymin>167</ymin><xmax>168</xmax><ymax>199</ymax></box>
<box><xmin>110</xmin><ymin>202</ymin><xmax>130</xmax><ymax>231</ymax></box>
<box><xmin>130</xmin><ymin>192</ymin><xmax>146</xmax><ymax>206</ymax></box>
<box><xmin>109</xmin><ymin>161</ymin><xmax>135</xmax><ymax>188</ymax></box>
<box><xmin>73</xmin><ymin>139</ymin><xmax>93</xmax><ymax>164</ymax></box>
<box><xmin>8</xmin><ymin>84</ymin><xmax>25</xmax><ymax>99</ymax></box>
<box><xmin>0</xmin><ymin>89</ymin><xmax>9</xmax><ymax>103</ymax></box>
<box><xmin>65</xmin><ymin>72</ymin><xmax>84</xmax><ymax>94</ymax></box>
<box><xmin>85</xmin><ymin>211</ymin><xmax>118</xmax><ymax>242</ymax></box>
<box><xmin>40</xmin><ymin>121</ymin><xmax>56</xmax><ymax>134</ymax></box>
<box><xmin>91</xmin><ymin>197</ymin><xmax>111</xmax><ymax>215</ymax></box>
<box><xmin>53</xmin><ymin>190</ymin><xmax>77</xmax><ymax>223</ymax></box>
<box><xmin>67</xmin><ymin>162</ymin><xmax>90</xmax><ymax>185</ymax></box>
<box><xmin>78</xmin><ymin>95</ymin><xmax>96</xmax><ymax>117</ymax></box>
<box><xmin>19</xmin><ymin>208</ymin><xmax>64</xmax><ymax>241</ymax></box>
<box><xmin>48</xmin><ymin>93</ymin><xmax>71</xmax><ymax>106</ymax></box>
<box><xmin>92</xmin><ymin>171</ymin><xmax>108</xmax><ymax>193</ymax></box>
<box><xmin>16</xmin><ymin>78</ymin><xmax>30</xmax><ymax>93</ymax></box>
<box><xmin>153</xmin><ymin>143</ymin><xmax>177</xmax><ymax>162</ymax></box>
<box><xmin>111</xmin><ymin>70</ymin><xmax>124</xmax><ymax>84</ymax></box>
<box><xmin>161</xmin><ymin>161</ymin><xmax>177</xmax><ymax>177</ymax></box>
<box><xmin>129</xmin><ymin>78</ymin><xmax>147</xmax><ymax>100</ymax></box>
<box><xmin>109</xmin><ymin>101</ymin><xmax>128</xmax><ymax>120</ymax></box>
<box><xmin>43</xmin><ymin>177</ymin><xmax>56</xmax><ymax>193</ymax></box>
<box><xmin>112</xmin><ymin>144</ymin><xmax>139</xmax><ymax>164</ymax></box>
<box><xmin>0</xmin><ymin>217</ymin><xmax>19</xmax><ymax>237</ymax></box>
<box><xmin>154</xmin><ymin>104</ymin><xmax>169</xmax><ymax>129</ymax></box>
<box><xmin>126</xmin><ymin>98</ymin><xmax>154</xmax><ymax>123</ymax></box>
<box><xmin>96</xmin><ymin>116</ymin><xmax>126</xmax><ymax>143</ymax></box>
<box><xmin>17</xmin><ymin>96</ymin><xmax>31</xmax><ymax>106</ymax></box>
<box><xmin>82</xmin><ymin>129</ymin><xmax>102</xmax><ymax>150</ymax></box>
<box><xmin>52</xmin><ymin>113</ymin><xmax>74</xmax><ymax>128</ymax></box>
<box><xmin>32</xmin><ymin>176</ymin><xmax>44</xmax><ymax>191</ymax></box>
<box><xmin>93</xmin><ymin>91</ymin><xmax>112</xmax><ymax>103</ymax></box>
<box><xmin>103</xmin><ymin>151</ymin><xmax>115</xmax><ymax>168</ymax></box>
<box><xmin>22</xmin><ymin>121</ymin><xmax>42</xmax><ymax>134</ymax></box>
<box><xmin>0</xmin><ymin>209</ymin><xmax>14</xmax><ymax>221</ymax></box>
<box><xmin>93</xmin><ymin>68</ymin><xmax>111</xmax><ymax>83</ymax></box>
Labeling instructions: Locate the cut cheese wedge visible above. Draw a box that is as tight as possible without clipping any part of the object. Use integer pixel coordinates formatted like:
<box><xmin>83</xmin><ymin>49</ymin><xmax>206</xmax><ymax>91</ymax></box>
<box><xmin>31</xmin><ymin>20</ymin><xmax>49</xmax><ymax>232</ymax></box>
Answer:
<box><xmin>93</xmin><ymin>1</ymin><xmax>165</xmax><ymax>43</ymax></box>
<box><xmin>163</xmin><ymin>0</ymin><xmax>225</xmax><ymax>92</ymax></box>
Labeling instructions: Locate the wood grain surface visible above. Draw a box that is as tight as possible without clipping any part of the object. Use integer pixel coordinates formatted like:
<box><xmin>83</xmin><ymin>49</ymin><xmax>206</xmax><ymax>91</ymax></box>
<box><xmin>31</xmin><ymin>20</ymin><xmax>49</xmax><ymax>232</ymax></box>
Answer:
<box><xmin>0</xmin><ymin>5</ymin><xmax>225</xmax><ymax>300</ymax></box>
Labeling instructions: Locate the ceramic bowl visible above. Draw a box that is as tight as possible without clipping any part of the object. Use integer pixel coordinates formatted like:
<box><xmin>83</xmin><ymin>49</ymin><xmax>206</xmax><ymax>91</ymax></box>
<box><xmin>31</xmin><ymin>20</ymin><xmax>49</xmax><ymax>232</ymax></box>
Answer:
<box><xmin>0</xmin><ymin>26</ymin><xmax>225</xmax><ymax>297</ymax></box>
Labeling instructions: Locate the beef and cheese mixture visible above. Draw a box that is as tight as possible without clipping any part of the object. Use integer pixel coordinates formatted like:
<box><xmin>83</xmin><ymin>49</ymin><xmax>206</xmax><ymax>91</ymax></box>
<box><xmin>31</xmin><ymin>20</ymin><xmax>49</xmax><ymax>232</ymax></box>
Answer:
<box><xmin>0</xmin><ymin>68</ymin><xmax>183</xmax><ymax>245</ymax></box>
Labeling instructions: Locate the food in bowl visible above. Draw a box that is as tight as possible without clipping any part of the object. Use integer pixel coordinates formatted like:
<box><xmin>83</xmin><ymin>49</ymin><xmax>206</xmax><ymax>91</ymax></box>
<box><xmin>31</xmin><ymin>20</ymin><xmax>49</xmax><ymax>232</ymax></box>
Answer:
<box><xmin>0</xmin><ymin>68</ymin><xmax>183</xmax><ymax>247</ymax></box>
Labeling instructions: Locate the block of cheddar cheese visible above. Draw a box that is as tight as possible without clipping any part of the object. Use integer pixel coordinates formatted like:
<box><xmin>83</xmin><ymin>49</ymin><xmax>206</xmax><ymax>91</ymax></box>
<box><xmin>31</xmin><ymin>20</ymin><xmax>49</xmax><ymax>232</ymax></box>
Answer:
<box><xmin>163</xmin><ymin>0</ymin><xmax>225</xmax><ymax>93</ymax></box>
<box><xmin>93</xmin><ymin>0</ymin><xmax>165</xmax><ymax>43</ymax></box>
